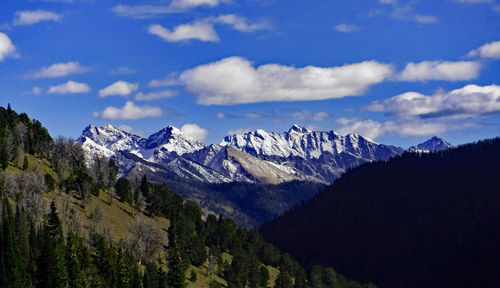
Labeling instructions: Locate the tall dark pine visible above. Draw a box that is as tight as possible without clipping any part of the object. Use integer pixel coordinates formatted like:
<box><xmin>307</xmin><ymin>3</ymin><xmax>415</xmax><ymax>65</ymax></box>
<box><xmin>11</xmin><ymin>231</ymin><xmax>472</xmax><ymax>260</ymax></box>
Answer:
<box><xmin>167</xmin><ymin>221</ymin><xmax>187</xmax><ymax>288</ymax></box>
<box><xmin>14</xmin><ymin>206</ymin><xmax>31</xmax><ymax>287</ymax></box>
<box><xmin>65</xmin><ymin>233</ymin><xmax>84</xmax><ymax>288</ymax></box>
<box><xmin>2</xmin><ymin>198</ymin><xmax>24</xmax><ymax>288</ymax></box>
<box><xmin>37</xmin><ymin>202</ymin><xmax>68</xmax><ymax>288</ymax></box>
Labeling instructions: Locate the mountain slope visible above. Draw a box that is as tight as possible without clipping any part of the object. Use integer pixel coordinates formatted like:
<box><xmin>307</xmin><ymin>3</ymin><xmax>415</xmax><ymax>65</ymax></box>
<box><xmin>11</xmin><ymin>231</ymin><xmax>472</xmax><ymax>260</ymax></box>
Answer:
<box><xmin>408</xmin><ymin>136</ymin><xmax>453</xmax><ymax>152</ymax></box>
<box><xmin>261</xmin><ymin>138</ymin><xmax>500</xmax><ymax>288</ymax></box>
<box><xmin>79</xmin><ymin>124</ymin><xmax>404</xmax><ymax>184</ymax></box>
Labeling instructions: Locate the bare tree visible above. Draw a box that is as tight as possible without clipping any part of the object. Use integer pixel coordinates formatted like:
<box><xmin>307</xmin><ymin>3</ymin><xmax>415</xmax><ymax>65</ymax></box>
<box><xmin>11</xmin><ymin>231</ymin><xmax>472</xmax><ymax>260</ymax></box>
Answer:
<box><xmin>127</xmin><ymin>217</ymin><xmax>166</xmax><ymax>260</ymax></box>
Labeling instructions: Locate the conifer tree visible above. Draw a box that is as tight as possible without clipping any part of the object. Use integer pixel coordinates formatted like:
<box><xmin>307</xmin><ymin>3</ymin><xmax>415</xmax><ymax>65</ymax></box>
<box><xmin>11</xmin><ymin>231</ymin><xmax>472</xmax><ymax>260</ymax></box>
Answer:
<box><xmin>116</xmin><ymin>247</ymin><xmax>131</xmax><ymax>288</ymax></box>
<box><xmin>2</xmin><ymin>198</ymin><xmax>24</xmax><ymax>288</ymax></box>
<box><xmin>167</xmin><ymin>221</ymin><xmax>187</xmax><ymax>288</ymax></box>
<box><xmin>37</xmin><ymin>202</ymin><xmax>68</xmax><ymax>288</ymax></box>
<box><xmin>14</xmin><ymin>206</ymin><xmax>31</xmax><ymax>287</ymax></box>
<box><xmin>274</xmin><ymin>265</ymin><xmax>293</xmax><ymax>288</ymax></box>
<box><xmin>66</xmin><ymin>233</ymin><xmax>84</xmax><ymax>288</ymax></box>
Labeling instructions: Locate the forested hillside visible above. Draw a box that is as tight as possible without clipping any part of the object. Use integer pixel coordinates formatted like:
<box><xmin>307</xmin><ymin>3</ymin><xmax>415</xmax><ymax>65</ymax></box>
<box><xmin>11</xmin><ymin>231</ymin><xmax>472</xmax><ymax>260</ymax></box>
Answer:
<box><xmin>261</xmin><ymin>138</ymin><xmax>500</xmax><ymax>288</ymax></box>
<box><xmin>0</xmin><ymin>105</ymin><xmax>374</xmax><ymax>288</ymax></box>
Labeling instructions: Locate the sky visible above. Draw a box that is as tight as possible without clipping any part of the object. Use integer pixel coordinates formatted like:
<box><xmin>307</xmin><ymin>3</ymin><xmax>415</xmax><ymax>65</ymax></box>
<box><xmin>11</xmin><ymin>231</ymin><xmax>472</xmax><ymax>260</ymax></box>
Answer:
<box><xmin>1</xmin><ymin>0</ymin><xmax>500</xmax><ymax>148</ymax></box>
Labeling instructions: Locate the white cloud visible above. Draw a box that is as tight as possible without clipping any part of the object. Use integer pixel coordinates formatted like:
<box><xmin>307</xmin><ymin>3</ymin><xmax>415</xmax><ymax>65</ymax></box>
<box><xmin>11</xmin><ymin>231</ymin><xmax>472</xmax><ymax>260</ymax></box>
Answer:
<box><xmin>0</xmin><ymin>33</ymin><xmax>16</xmax><ymax>61</ymax></box>
<box><xmin>180</xmin><ymin>56</ymin><xmax>394</xmax><ymax>105</ymax></box>
<box><xmin>170</xmin><ymin>0</ymin><xmax>231</xmax><ymax>9</ymax></box>
<box><xmin>113</xmin><ymin>0</ymin><xmax>230</xmax><ymax>19</ymax></box>
<box><xmin>110</xmin><ymin>66</ymin><xmax>137</xmax><ymax>75</ymax></box>
<box><xmin>291</xmin><ymin>110</ymin><xmax>330</xmax><ymax>121</ymax></box>
<box><xmin>149</xmin><ymin>22</ymin><xmax>219</xmax><ymax>42</ymax></box>
<box><xmin>134</xmin><ymin>90</ymin><xmax>177</xmax><ymax>101</ymax></box>
<box><xmin>365</xmin><ymin>84</ymin><xmax>500</xmax><ymax>118</ymax></box>
<box><xmin>211</xmin><ymin>14</ymin><xmax>270</xmax><ymax>32</ymax></box>
<box><xmin>335</xmin><ymin>117</ymin><xmax>448</xmax><ymax>139</ymax></box>
<box><xmin>148</xmin><ymin>74</ymin><xmax>180</xmax><ymax>87</ymax></box>
<box><xmin>112</xmin><ymin>5</ymin><xmax>173</xmax><ymax>19</ymax></box>
<box><xmin>227</xmin><ymin>128</ymin><xmax>251</xmax><ymax>136</ymax></box>
<box><xmin>94</xmin><ymin>101</ymin><xmax>162</xmax><ymax>120</ymax></box>
<box><xmin>398</xmin><ymin>61</ymin><xmax>481</xmax><ymax>81</ymax></box>
<box><xmin>99</xmin><ymin>81</ymin><xmax>139</xmax><ymax>98</ymax></box>
<box><xmin>24</xmin><ymin>86</ymin><xmax>43</xmax><ymax>95</ymax></box>
<box><xmin>181</xmin><ymin>123</ymin><xmax>208</xmax><ymax>142</ymax></box>
<box><xmin>245</xmin><ymin>113</ymin><xmax>264</xmax><ymax>119</ymax></box>
<box><xmin>468</xmin><ymin>40</ymin><xmax>500</xmax><ymax>59</ymax></box>
<box><xmin>26</xmin><ymin>62</ymin><xmax>89</xmax><ymax>78</ymax></box>
<box><xmin>13</xmin><ymin>10</ymin><xmax>62</xmax><ymax>26</ymax></box>
<box><xmin>216</xmin><ymin>112</ymin><xmax>226</xmax><ymax>119</ymax></box>
<box><xmin>48</xmin><ymin>80</ymin><xmax>91</xmax><ymax>94</ymax></box>
<box><xmin>117</xmin><ymin>124</ymin><xmax>133</xmax><ymax>132</ymax></box>
<box><xmin>414</xmin><ymin>15</ymin><xmax>438</xmax><ymax>24</ymax></box>
<box><xmin>334</xmin><ymin>24</ymin><xmax>360</xmax><ymax>33</ymax></box>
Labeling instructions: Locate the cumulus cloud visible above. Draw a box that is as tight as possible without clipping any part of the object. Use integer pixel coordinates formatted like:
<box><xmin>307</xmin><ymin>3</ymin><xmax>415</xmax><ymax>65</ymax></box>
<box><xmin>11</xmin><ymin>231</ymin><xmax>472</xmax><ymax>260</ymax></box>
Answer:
<box><xmin>227</xmin><ymin>128</ymin><xmax>251</xmax><ymax>136</ymax></box>
<box><xmin>0</xmin><ymin>33</ymin><xmax>16</xmax><ymax>61</ymax></box>
<box><xmin>181</xmin><ymin>123</ymin><xmax>208</xmax><ymax>142</ymax></box>
<box><xmin>148</xmin><ymin>15</ymin><xmax>269</xmax><ymax>43</ymax></box>
<box><xmin>94</xmin><ymin>101</ymin><xmax>162</xmax><ymax>120</ymax></box>
<box><xmin>134</xmin><ymin>90</ymin><xmax>177</xmax><ymax>101</ymax></box>
<box><xmin>334</xmin><ymin>24</ymin><xmax>360</xmax><ymax>33</ymax></box>
<box><xmin>335</xmin><ymin>117</ymin><xmax>448</xmax><ymax>139</ymax></box>
<box><xmin>48</xmin><ymin>80</ymin><xmax>91</xmax><ymax>94</ymax></box>
<box><xmin>148</xmin><ymin>74</ymin><xmax>181</xmax><ymax>87</ymax></box>
<box><xmin>26</xmin><ymin>62</ymin><xmax>89</xmax><ymax>78</ymax></box>
<box><xmin>398</xmin><ymin>61</ymin><xmax>481</xmax><ymax>81</ymax></box>
<box><xmin>180</xmin><ymin>56</ymin><xmax>393</xmax><ymax>105</ymax></box>
<box><xmin>365</xmin><ymin>84</ymin><xmax>500</xmax><ymax>118</ymax></box>
<box><xmin>99</xmin><ymin>81</ymin><xmax>139</xmax><ymax>98</ymax></box>
<box><xmin>379</xmin><ymin>0</ymin><xmax>438</xmax><ymax>24</ymax></box>
<box><xmin>210</xmin><ymin>14</ymin><xmax>270</xmax><ymax>32</ymax></box>
<box><xmin>149</xmin><ymin>22</ymin><xmax>219</xmax><ymax>42</ymax></box>
<box><xmin>113</xmin><ymin>0</ymin><xmax>230</xmax><ymax>19</ymax></box>
<box><xmin>170</xmin><ymin>0</ymin><xmax>231</xmax><ymax>9</ymax></box>
<box><xmin>110</xmin><ymin>66</ymin><xmax>137</xmax><ymax>75</ymax></box>
<box><xmin>468</xmin><ymin>40</ymin><xmax>500</xmax><ymax>59</ymax></box>
<box><xmin>13</xmin><ymin>10</ymin><xmax>62</xmax><ymax>26</ymax></box>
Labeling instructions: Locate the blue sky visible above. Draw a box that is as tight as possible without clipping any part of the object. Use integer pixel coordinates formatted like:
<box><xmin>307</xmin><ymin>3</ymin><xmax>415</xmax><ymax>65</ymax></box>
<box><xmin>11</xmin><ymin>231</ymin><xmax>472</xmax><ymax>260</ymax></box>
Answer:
<box><xmin>1</xmin><ymin>0</ymin><xmax>500</xmax><ymax>148</ymax></box>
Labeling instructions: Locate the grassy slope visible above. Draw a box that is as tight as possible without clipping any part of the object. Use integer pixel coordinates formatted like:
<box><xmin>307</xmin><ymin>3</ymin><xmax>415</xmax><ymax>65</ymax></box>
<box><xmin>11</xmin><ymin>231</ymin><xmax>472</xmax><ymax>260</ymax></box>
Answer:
<box><xmin>9</xmin><ymin>153</ymin><xmax>279</xmax><ymax>288</ymax></box>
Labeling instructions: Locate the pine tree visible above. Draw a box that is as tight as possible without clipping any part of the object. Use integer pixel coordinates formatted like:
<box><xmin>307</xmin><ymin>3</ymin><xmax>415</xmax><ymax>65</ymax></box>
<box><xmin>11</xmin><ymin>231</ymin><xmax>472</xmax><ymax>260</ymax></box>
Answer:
<box><xmin>167</xmin><ymin>221</ymin><xmax>187</xmax><ymax>288</ymax></box>
<box><xmin>14</xmin><ymin>206</ymin><xmax>31</xmax><ymax>287</ymax></box>
<box><xmin>116</xmin><ymin>247</ymin><xmax>131</xmax><ymax>288</ymax></box>
<box><xmin>1</xmin><ymin>148</ymin><xmax>9</xmax><ymax>170</ymax></box>
<box><xmin>2</xmin><ymin>198</ymin><xmax>24</xmax><ymax>288</ymax></box>
<box><xmin>37</xmin><ymin>202</ymin><xmax>68</xmax><ymax>288</ymax></box>
<box><xmin>22</xmin><ymin>156</ymin><xmax>28</xmax><ymax>170</ymax></box>
<box><xmin>66</xmin><ymin>233</ymin><xmax>84</xmax><ymax>288</ymax></box>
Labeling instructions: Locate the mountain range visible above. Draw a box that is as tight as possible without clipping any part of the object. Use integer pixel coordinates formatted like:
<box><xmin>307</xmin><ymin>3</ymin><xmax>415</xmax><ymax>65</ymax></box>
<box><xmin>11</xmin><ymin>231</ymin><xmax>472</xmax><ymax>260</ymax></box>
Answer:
<box><xmin>78</xmin><ymin>124</ymin><xmax>451</xmax><ymax>185</ymax></box>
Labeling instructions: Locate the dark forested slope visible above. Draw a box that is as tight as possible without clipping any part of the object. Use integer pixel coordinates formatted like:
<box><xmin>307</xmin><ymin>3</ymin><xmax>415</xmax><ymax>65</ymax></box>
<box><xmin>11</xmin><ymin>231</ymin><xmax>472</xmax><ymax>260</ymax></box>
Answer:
<box><xmin>261</xmin><ymin>138</ymin><xmax>500</xmax><ymax>288</ymax></box>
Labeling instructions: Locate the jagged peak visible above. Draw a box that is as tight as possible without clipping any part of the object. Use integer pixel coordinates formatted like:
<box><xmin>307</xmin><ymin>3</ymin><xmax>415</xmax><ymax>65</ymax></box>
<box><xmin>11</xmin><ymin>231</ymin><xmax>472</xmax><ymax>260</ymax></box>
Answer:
<box><xmin>288</xmin><ymin>124</ymin><xmax>311</xmax><ymax>134</ymax></box>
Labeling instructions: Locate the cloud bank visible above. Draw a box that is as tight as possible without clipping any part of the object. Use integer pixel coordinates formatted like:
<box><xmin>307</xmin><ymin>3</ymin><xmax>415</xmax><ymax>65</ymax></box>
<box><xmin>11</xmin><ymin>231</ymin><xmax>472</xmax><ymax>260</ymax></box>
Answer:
<box><xmin>94</xmin><ymin>101</ymin><xmax>162</xmax><ymax>120</ymax></box>
<box><xmin>180</xmin><ymin>57</ymin><xmax>394</xmax><ymax>105</ymax></box>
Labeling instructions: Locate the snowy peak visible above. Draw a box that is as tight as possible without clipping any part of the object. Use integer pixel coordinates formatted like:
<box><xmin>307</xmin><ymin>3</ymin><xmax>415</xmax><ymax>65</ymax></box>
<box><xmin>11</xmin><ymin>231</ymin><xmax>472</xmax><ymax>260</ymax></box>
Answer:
<box><xmin>221</xmin><ymin>126</ymin><xmax>399</xmax><ymax>160</ymax></box>
<box><xmin>288</xmin><ymin>124</ymin><xmax>311</xmax><ymax>134</ymax></box>
<box><xmin>408</xmin><ymin>136</ymin><xmax>453</xmax><ymax>152</ymax></box>
<box><xmin>78</xmin><ymin>124</ymin><xmax>143</xmax><ymax>152</ymax></box>
<box><xmin>144</xmin><ymin>126</ymin><xmax>205</xmax><ymax>155</ymax></box>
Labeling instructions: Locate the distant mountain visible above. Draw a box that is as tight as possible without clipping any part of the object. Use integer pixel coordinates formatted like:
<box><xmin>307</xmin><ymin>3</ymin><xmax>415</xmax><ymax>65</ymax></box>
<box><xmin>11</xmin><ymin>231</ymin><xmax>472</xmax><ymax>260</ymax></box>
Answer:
<box><xmin>261</xmin><ymin>138</ymin><xmax>500</xmax><ymax>288</ymax></box>
<box><xmin>79</xmin><ymin>124</ymin><xmax>405</xmax><ymax>185</ymax></box>
<box><xmin>408</xmin><ymin>136</ymin><xmax>453</xmax><ymax>152</ymax></box>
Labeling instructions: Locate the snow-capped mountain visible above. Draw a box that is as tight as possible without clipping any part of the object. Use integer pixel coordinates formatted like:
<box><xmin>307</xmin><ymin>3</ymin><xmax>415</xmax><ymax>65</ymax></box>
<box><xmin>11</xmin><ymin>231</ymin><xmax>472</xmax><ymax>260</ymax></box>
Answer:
<box><xmin>408</xmin><ymin>136</ymin><xmax>453</xmax><ymax>153</ymax></box>
<box><xmin>77</xmin><ymin>124</ymin><xmax>416</xmax><ymax>184</ymax></box>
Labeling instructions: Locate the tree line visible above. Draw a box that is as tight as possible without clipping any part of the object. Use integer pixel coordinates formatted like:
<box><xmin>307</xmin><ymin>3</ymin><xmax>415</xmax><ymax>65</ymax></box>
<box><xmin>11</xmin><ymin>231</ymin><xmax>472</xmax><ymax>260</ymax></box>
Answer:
<box><xmin>1</xmin><ymin>105</ymin><xmax>374</xmax><ymax>288</ymax></box>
